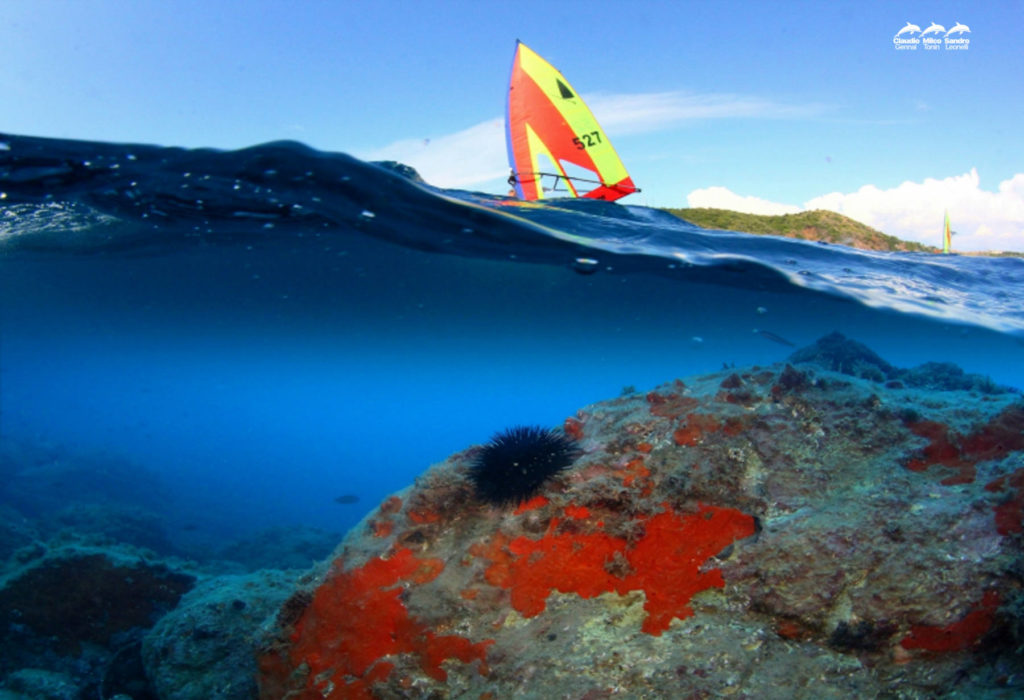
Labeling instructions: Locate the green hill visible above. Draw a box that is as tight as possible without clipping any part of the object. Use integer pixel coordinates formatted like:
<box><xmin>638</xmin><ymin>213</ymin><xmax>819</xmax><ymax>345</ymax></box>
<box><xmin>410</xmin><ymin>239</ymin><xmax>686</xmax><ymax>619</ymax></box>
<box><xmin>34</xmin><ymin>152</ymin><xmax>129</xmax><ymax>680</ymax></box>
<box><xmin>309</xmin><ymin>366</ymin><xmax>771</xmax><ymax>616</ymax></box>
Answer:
<box><xmin>662</xmin><ymin>207</ymin><xmax>937</xmax><ymax>253</ymax></box>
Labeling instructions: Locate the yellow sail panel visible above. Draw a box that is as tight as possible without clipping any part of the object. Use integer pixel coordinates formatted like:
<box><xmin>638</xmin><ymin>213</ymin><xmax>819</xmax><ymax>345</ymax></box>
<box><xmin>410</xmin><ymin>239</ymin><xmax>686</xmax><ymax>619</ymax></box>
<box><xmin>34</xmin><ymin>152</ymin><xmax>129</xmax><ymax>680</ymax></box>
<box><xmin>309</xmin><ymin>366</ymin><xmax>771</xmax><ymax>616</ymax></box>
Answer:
<box><xmin>506</xmin><ymin>41</ymin><xmax>638</xmax><ymax>201</ymax></box>
<box><xmin>515</xmin><ymin>44</ymin><xmax>629</xmax><ymax>188</ymax></box>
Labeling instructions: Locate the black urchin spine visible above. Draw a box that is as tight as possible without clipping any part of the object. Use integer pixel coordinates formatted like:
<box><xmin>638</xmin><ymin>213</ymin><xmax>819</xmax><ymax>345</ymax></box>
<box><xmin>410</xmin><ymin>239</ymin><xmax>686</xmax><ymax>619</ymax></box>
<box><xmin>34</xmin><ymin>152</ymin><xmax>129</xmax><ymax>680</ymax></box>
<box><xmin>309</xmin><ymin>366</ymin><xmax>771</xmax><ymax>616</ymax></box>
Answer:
<box><xmin>468</xmin><ymin>425</ymin><xmax>581</xmax><ymax>506</ymax></box>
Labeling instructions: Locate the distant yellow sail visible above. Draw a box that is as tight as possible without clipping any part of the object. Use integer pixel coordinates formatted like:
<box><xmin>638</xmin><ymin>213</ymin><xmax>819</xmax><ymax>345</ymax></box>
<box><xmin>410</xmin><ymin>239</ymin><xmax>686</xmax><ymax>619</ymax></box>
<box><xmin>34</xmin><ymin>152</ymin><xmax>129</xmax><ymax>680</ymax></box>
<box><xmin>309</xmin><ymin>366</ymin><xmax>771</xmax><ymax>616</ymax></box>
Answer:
<box><xmin>943</xmin><ymin>209</ymin><xmax>952</xmax><ymax>253</ymax></box>
<box><xmin>506</xmin><ymin>41</ymin><xmax>638</xmax><ymax>202</ymax></box>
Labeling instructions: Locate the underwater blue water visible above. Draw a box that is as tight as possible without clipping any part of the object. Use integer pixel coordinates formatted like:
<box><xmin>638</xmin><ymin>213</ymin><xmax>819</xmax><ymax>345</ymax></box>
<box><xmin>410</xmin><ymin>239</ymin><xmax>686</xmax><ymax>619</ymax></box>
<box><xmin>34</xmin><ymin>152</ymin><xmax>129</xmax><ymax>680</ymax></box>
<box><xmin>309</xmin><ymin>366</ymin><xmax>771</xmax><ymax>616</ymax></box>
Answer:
<box><xmin>2</xmin><ymin>134</ymin><xmax>1022</xmax><ymax>551</ymax></box>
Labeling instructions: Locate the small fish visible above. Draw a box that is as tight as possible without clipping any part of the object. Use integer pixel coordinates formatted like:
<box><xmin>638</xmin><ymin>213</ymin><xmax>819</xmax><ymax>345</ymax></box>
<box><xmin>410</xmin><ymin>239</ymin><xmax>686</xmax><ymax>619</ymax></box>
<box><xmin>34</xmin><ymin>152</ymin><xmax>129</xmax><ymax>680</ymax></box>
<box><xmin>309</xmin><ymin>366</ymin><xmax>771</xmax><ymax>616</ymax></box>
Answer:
<box><xmin>753</xmin><ymin>329</ymin><xmax>796</xmax><ymax>347</ymax></box>
<box><xmin>333</xmin><ymin>494</ymin><xmax>360</xmax><ymax>505</ymax></box>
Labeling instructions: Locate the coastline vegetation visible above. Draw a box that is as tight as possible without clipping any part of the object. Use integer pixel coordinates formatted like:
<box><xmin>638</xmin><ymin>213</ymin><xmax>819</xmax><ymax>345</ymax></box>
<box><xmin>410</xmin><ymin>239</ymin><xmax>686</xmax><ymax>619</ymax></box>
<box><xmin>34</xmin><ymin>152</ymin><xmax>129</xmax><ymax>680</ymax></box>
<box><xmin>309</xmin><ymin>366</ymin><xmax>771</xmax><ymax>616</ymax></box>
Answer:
<box><xmin>663</xmin><ymin>208</ymin><xmax>937</xmax><ymax>253</ymax></box>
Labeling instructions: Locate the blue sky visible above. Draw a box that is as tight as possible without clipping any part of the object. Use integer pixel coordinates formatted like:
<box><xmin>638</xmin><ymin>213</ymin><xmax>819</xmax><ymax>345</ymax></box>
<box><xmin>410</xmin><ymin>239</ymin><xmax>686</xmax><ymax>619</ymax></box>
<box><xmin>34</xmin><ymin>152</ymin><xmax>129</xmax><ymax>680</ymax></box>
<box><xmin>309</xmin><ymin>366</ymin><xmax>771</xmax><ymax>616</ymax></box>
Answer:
<box><xmin>3</xmin><ymin>0</ymin><xmax>1023</xmax><ymax>250</ymax></box>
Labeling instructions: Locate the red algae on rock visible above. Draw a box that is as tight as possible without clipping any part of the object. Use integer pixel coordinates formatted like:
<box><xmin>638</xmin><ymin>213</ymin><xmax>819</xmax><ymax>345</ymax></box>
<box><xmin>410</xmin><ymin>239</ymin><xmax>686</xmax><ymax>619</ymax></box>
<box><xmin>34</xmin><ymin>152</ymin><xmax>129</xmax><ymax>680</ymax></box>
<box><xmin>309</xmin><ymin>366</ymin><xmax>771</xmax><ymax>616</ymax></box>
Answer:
<box><xmin>513</xmin><ymin>494</ymin><xmax>549</xmax><ymax>514</ymax></box>
<box><xmin>672</xmin><ymin>412</ymin><xmax>722</xmax><ymax>447</ymax></box>
<box><xmin>260</xmin><ymin>547</ymin><xmax>492</xmax><ymax>699</ymax></box>
<box><xmin>622</xmin><ymin>505</ymin><xmax>756</xmax><ymax>634</ymax></box>
<box><xmin>617</xmin><ymin>456</ymin><xmax>650</xmax><ymax>488</ymax></box>
<box><xmin>985</xmin><ymin>467</ymin><xmax>1024</xmax><ymax>535</ymax></box>
<box><xmin>645</xmin><ymin>382</ymin><xmax>698</xmax><ymax>418</ymax></box>
<box><xmin>905</xmin><ymin>405</ymin><xmax>1024</xmax><ymax>486</ymax></box>
<box><xmin>260</xmin><ymin>338</ymin><xmax>1024</xmax><ymax>699</ymax></box>
<box><xmin>564</xmin><ymin>416</ymin><xmax>585</xmax><ymax>441</ymax></box>
<box><xmin>901</xmin><ymin>591</ymin><xmax>1002</xmax><ymax>653</ymax></box>
<box><xmin>475</xmin><ymin>502</ymin><xmax>755</xmax><ymax>635</ymax></box>
<box><xmin>563</xmin><ymin>504</ymin><xmax>591</xmax><ymax>520</ymax></box>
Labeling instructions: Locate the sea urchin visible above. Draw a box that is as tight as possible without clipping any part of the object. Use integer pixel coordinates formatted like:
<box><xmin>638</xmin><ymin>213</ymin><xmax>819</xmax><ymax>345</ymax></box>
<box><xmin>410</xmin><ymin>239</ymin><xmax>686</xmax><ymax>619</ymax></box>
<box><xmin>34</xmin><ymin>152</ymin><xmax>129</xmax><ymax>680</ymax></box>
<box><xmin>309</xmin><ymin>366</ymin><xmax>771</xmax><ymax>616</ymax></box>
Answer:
<box><xmin>468</xmin><ymin>425</ymin><xmax>581</xmax><ymax>506</ymax></box>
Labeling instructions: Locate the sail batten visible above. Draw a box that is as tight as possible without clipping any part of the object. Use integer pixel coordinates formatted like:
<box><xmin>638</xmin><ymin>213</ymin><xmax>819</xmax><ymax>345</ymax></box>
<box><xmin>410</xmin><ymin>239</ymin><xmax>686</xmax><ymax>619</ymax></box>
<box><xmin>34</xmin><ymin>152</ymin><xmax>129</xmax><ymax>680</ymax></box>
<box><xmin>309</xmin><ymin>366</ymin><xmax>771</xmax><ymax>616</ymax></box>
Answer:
<box><xmin>506</xmin><ymin>41</ymin><xmax>637</xmax><ymax>202</ymax></box>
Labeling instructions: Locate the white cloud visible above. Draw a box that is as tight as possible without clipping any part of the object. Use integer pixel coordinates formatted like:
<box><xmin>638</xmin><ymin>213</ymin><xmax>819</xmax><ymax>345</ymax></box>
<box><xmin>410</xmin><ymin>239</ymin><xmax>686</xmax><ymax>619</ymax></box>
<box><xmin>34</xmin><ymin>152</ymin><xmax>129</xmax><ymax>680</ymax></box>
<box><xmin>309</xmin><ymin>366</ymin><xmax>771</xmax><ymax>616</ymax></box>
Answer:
<box><xmin>359</xmin><ymin>118</ymin><xmax>507</xmax><ymax>189</ymax></box>
<box><xmin>686</xmin><ymin>170</ymin><xmax>1024</xmax><ymax>252</ymax></box>
<box><xmin>805</xmin><ymin>170</ymin><xmax>1024</xmax><ymax>252</ymax></box>
<box><xmin>360</xmin><ymin>89</ymin><xmax>826</xmax><ymax>189</ymax></box>
<box><xmin>587</xmin><ymin>91</ymin><xmax>828</xmax><ymax>134</ymax></box>
<box><xmin>687</xmin><ymin>186</ymin><xmax>802</xmax><ymax>216</ymax></box>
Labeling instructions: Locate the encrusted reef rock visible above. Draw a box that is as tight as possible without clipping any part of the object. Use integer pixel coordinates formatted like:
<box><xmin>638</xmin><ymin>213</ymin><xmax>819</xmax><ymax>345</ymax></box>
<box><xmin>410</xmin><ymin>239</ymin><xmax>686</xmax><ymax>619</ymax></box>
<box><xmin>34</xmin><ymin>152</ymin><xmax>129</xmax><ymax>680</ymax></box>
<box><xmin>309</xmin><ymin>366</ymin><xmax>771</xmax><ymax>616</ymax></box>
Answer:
<box><xmin>0</xmin><ymin>668</ymin><xmax>80</xmax><ymax>700</ymax></box>
<box><xmin>143</xmin><ymin>569</ymin><xmax>309</xmax><ymax>700</ymax></box>
<box><xmin>0</xmin><ymin>542</ymin><xmax>195</xmax><ymax>668</ymax></box>
<box><xmin>218</xmin><ymin>525</ymin><xmax>341</xmax><ymax>572</ymax></box>
<box><xmin>791</xmin><ymin>331</ymin><xmax>1011</xmax><ymax>394</ymax></box>
<box><xmin>259</xmin><ymin>335</ymin><xmax>1024</xmax><ymax>699</ymax></box>
<box><xmin>0</xmin><ymin>538</ymin><xmax>200</xmax><ymax>699</ymax></box>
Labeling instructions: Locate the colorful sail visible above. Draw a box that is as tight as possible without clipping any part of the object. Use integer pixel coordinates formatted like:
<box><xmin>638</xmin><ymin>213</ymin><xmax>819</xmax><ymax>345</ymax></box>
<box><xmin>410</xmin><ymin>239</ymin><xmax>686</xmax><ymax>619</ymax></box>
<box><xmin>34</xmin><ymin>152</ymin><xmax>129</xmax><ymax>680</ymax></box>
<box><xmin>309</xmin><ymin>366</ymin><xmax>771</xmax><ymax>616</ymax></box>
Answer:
<box><xmin>943</xmin><ymin>209</ymin><xmax>952</xmax><ymax>253</ymax></box>
<box><xmin>506</xmin><ymin>41</ymin><xmax>638</xmax><ymax>202</ymax></box>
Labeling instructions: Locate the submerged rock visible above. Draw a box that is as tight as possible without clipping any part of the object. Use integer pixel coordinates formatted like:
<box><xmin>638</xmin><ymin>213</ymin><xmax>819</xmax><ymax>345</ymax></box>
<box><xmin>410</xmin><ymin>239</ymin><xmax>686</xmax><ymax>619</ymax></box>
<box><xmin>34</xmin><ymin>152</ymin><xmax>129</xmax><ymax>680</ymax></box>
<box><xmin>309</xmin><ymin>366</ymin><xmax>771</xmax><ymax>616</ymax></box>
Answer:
<box><xmin>0</xmin><ymin>668</ymin><xmax>78</xmax><ymax>700</ymax></box>
<box><xmin>901</xmin><ymin>360</ymin><xmax>1010</xmax><ymax>394</ymax></box>
<box><xmin>787</xmin><ymin>330</ymin><xmax>897</xmax><ymax>382</ymax></box>
<box><xmin>45</xmin><ymin>503</ymin><xmax>174</xmax><ymax>554</ymax></box>
<box><xmin>0</xmin><ymin>543</ymin><xmax>195</xmax><ymax>662</ymax></box>
<box><xmin>0</xmin><ymin>505</ymin><xmax>37</xmax><ymax>562</ymax></box>
<box><xmin>142</xmin><ymin>569</ymin><xmax>307</xmax><ymax>700</ymax></box>
<box><xmin>0</xmin><ymin>443</ymin><xmax>168</xmax><ymax>519</ymax></box>
<box><xmin>0</xmin><ymin>540</ymin><xmax>197</xmax><ymax>697</ymax></box>
<box><xmin>218</xmin><ymin>524</ymin><xmax>341</xmax><ymax>571</ymax></box>
<box><xmin>790</xmin><ymin>331</ymin><xmax>1017</xmax><ymax>395</ymax></box>
<box><xmin>259</xmin><ymin>335</ymin><xmax>1024</xmax><ymax>698</ymax></box>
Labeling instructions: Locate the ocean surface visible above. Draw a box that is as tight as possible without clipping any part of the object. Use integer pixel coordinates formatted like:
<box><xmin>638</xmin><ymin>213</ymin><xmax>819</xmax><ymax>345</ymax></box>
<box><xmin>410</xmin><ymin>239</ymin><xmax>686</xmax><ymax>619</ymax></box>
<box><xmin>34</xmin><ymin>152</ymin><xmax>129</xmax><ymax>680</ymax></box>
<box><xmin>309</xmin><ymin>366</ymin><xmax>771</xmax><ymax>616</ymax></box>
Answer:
<box><xmin>2</xmin><ymin>133</ymin><xmax>1023</xmax><ymax>553</ymax></box>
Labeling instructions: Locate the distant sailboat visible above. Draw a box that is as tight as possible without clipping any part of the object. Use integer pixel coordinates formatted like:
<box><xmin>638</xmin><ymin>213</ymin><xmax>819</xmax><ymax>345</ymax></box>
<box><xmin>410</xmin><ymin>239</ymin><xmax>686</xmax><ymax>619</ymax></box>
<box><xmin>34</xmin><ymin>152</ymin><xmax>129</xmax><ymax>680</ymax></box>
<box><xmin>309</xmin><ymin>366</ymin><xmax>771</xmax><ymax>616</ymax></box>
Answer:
<box><xmin>506</xmin><ymin>41</ymin><xmax>639</xmax><ymax>202</ymax></box>
<box><xmin>943</xmin><ymin>209</ymin><xmax>952</xmax><ymax>253</ymax></box>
